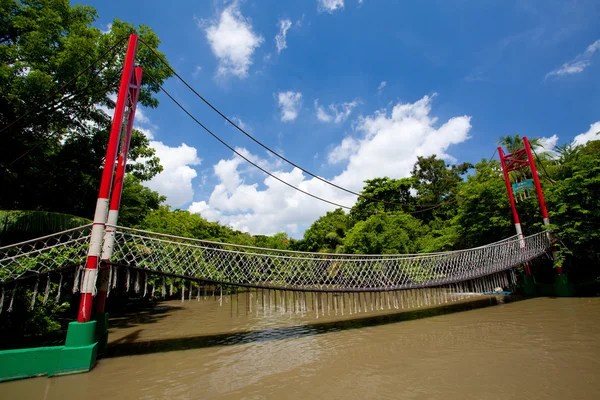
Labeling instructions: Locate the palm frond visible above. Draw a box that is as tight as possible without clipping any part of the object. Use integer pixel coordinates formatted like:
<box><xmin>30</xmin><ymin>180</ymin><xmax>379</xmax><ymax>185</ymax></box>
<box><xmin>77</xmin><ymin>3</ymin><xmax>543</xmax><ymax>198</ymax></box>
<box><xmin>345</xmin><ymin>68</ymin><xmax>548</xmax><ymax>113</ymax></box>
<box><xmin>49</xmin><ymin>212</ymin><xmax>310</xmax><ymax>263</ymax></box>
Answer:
<box><xmin>0</xmin><ymin>210</ymin><xmax>91</xmax><ymax>245</ymax></box>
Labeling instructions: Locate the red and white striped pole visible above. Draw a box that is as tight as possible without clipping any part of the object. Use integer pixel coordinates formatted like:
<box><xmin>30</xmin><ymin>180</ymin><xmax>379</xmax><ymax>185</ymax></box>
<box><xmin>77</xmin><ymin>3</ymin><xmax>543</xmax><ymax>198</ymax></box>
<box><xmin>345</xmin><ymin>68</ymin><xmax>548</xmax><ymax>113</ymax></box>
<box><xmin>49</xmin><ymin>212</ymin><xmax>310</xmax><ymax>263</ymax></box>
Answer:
<box><xmin>498</xmin><ymin>147</ymin><xmax>525</xmax><ymax>248</ymax></box>
<box><xmin>523</xmin><ymin>136</ymin><xmax>560</xmax><ymax>273</ymax></box>
<box><xmin>77</xmin><ymin>34</ymin><xmax>139</xmax><ymax>323</ymax></box>
<box><xmin>95</xmin><ymin>66</ymin><xmax>143</xmax><ymax>313</ymax></box>
<box><xmin>498</xmin><ymin>146</ymin><xmax>530</xmax><ymax>275</ymax></box>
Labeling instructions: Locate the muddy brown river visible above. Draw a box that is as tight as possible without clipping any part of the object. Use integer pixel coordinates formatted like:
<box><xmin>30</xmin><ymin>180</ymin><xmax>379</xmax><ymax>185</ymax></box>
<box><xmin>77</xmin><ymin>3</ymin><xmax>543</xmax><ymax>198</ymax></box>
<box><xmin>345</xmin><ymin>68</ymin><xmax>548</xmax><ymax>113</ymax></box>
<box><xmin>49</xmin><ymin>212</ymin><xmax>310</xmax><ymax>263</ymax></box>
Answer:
<box><xmin>1</xmin><ymin>296</ymin><xmax>599</xmax><ymax>399</ymax></box>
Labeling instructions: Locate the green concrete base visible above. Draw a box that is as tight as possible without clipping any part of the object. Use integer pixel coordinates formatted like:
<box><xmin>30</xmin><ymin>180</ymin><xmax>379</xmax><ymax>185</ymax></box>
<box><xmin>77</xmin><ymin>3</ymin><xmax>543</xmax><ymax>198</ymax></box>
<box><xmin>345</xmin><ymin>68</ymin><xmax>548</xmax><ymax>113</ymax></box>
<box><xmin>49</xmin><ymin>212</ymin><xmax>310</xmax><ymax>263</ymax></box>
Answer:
<box><xmin>0</xmin><ymin>321</ymin><xmax>98</xmax><ymax>382</ymax></box>
<box><xmin>554</xmin><ymin>274</ymin><xmax>574</xmax><ymax>297</ymax></box>
<box><xmin>94</xmin><ymin>312</ymin><xmax>109</xmax><ymax>356</ymax></box>
<box><xmin>523</xmin><ymin>275</ymin><xmax>537</xmax><ymax>297</ymax></box>
<box><xmin>523</xmin><ymin>273</ymin><xmax>575</xmax><ymax>297</ymax></box>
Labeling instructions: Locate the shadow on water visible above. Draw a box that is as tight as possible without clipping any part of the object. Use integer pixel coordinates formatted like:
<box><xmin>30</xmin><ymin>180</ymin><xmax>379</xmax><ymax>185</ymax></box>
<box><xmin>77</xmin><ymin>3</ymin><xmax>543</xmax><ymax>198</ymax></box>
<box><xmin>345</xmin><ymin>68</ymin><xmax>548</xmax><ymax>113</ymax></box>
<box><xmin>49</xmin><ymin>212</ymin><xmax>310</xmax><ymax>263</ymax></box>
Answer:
<box><xmin>105</xmin><ymin>295</ymin><xmax>521</xmax><ymax>358</ymax></box>
<box><xmin>108</xmin><ymin>303</ymin><xmax>184</xmax><ymax>330</ymax></box>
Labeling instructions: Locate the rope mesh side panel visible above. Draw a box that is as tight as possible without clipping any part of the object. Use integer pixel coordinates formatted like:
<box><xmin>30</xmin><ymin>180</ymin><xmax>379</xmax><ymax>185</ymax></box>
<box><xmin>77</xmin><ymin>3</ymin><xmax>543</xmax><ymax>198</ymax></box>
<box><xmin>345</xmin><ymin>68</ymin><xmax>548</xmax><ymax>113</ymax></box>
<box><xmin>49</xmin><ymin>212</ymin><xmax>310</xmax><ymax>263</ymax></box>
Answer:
<box><xmin>0</xmin><ymin>224</ymin><xmax>549</xmax><ymax>292</ymax></box>
<box><xmin>105</xmin><ymin>226</ymin><xmax>550</xmax><ymax>292</ymax></box>
<box><xmin>0</xmin><ymin>225</ymin><xmax>92</xmax><ymax>284</ymax></box>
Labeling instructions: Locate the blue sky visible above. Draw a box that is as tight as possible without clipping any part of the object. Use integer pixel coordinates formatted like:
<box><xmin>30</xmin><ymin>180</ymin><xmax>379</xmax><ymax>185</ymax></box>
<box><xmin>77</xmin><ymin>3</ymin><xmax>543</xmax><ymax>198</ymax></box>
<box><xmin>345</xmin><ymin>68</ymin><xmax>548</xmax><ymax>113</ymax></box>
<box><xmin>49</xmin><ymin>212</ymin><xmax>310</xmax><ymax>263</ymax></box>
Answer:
<box><xmin>87</xmin><ymin>0</ymin><xmax>600</xmax><ymax>237</ymax></box>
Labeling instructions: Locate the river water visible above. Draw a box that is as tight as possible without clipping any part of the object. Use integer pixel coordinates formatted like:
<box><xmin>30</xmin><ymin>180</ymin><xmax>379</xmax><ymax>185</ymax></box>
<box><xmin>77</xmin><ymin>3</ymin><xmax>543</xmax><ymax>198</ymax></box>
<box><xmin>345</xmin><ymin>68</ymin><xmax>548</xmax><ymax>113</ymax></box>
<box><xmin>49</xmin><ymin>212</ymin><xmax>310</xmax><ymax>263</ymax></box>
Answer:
<box><xmin>2</xmin><ymin>295</ymin><xmax>600</xmax><ymax>399</ymax></box>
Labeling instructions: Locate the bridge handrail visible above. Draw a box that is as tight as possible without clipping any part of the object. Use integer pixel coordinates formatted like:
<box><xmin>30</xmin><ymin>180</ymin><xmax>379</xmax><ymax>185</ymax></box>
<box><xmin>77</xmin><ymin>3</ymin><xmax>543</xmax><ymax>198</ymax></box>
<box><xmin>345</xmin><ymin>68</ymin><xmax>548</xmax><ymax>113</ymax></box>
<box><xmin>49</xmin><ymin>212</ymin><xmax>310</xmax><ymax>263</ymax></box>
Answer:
<box><xmin>110</xmin><ymin>224</ymin><xmax>529</xmax><ymax>258</ymax></box>
<box><xmin>0</xmin><ymin>224</ymin><xmax>93</xmax><ymax>251</ymax></box>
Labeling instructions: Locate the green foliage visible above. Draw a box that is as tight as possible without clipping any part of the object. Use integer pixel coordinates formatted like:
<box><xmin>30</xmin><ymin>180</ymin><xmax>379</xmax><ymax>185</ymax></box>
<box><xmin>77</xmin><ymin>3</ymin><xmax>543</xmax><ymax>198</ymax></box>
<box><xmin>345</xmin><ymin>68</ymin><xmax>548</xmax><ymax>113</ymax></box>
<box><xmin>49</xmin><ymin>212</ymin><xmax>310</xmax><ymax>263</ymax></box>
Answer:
<box><xmin>545</xmin><ymin>140</ymin><xmax>600</xmax><ymax>279</ymax></box>
<box><xmin>118</xmin><ymin>175</ymin><xmax>166</xmax><ymax>228</ymax></box>
<box><xmin>497</xmin><ymin>134</ymin><xmax>542</xmax><ymax>153</ymax></box>
<box><xmin>0</xmin><ymin>209</ymin><xmax>90</xmax><ymax>246</ymax></box>
<box><xmin>411</xmin><ymin>155</ymin><xmax>471</xmax><ymax>207</ymax></box>
<box><xmin>453</xmin><ymin>159</ymin><xmax>514</xmax><ymax>247</ymax></box>
<box><xmin>0</xmin><ymin>282</ymin><xmax>72</xmax><ymax>347</ymax></box>
<box><xmin>140</xmin><ymin>206</ymin><xmax>220</xmax><ymax>239</ymax></box>
<box><xmin>302</xmin><ymin>208</ymin><xmax>349</xmax><ymax>252</ymax></box>
<box><xmin>419</xmin><ymin>218</ymin><xmax>461</xmax><ymax>253</ymax></box>
<box><xmin>0</xmin><ymin>0</ymin><xmax>173</xmax><ymax>218</ymax></box>
<box><xmin>344</xmin><ymin>213</ymin><xmax>426</xmax><ymax>254</ymax></box>
<box><xmin>253</xmin><ymin>232</ymin><xmax>292</xmax><ymax>250</ymax></box>
<box><xmin>350</xmin><ymin>177</ymin><xmax>415</xmax><ymax>222</ymax></box>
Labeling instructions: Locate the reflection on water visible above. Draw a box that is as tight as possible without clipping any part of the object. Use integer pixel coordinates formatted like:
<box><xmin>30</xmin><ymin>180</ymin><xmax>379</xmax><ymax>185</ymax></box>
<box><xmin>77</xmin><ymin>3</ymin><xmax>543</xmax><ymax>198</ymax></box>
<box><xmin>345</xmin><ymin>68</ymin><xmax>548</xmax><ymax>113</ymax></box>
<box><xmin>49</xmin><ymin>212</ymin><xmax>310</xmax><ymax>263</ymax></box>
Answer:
<box><xmin>1</xmin><ymin>296</ymin><xmax>600</xmax><ymax>400</ymax></box>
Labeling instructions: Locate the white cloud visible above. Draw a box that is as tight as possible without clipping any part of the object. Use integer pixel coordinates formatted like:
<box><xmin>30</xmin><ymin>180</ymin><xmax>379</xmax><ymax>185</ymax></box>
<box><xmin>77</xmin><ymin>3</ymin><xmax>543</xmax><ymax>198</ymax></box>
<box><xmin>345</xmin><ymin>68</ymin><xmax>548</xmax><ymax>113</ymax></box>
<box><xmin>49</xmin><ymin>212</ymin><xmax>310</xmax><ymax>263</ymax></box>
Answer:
<box><xmin>188</xmin><ymin>200</ymin><xmax>222</xmax><ymax>221</ymax></box>
<box><xmin>333</xmin><ymin>94</ymin><xmax>471</xmax><ymax>190</ymax></box>
<box><xmin>146</xmin><ymin>142</ymin><xmax>201</xmax><ymax>207</ymax></box>
<box><xmin>101</xmin><ymin>23</ymin><xmax>112</xmax><ymax>34</ymax></box>
<box><xmin>377</xmin><ymin>81</ymin><xmax>387</xmax><ymax>92</ymax></box>
<box><xmin>585</xmin><ymin>39</ymin><xmax>600</xmax><ymax>55</ymax></box>
<box><xmin>538</xmin><ymin>135</ymin><xmax>559</xmax><ymax>151</ymax></box>
<box><xmin>546</xmin><ymin>38</ymin><xmax>600</xmax><ymax>78</ymax></box>
<box><xmin>314</xmin><ymin>99</ymin><xmax>360</xmax><ymax>123</ymax></box>
<box><xmin>315</xmin><ymin>102</ymin><xmax>332</xmax><ymax>122</ymax></box>
<box><xmin>205</xmin><ymin>4</ymin><xmax>264</xmax><ymax>78</ymax></box>
<box><xmin>231</xmin><ymin>116</ymin><xmax>248</xmax><ymax>131</ymax></box>
<box><xmin>277</xmin><ymin>91</ymin><xmax>303</xmax><ymax>122</ymax></box>
<box><xmin>192</xmin><ymin>65</ymin><xmax>202</xmax><ymax>78</ymax></box>
<box><xmin>275</xmin><ymin>19</ymin><xmax>292</xmax><ymax>54</ymax></box>
<box><xmin>318</xmin><ymin>0</ymin><xmax>344</xmax><ymax>13</ymax></box>
<box><xmin>537</xmin><ymin>134</ymin><xmax>559</xmax><ymax>159</ymax></box>
<box><xmin>190</xmin><ymin>94</ymin><xmax>472</xmax><ymax>237</ymax></box>
<box><xmin>328</xmin><ymin>137</ymin><xmax>360</xmax><ymax>164</ymax></box>
<box><xmin>574</xmin><ymin>121</ymin><xmax>600</xmax><ymax>146</ymax></box>
<box><xmin>97</xmin><ymin>91</ymin><xmax>201</xmax><ymax>209</ymax></box>
<box><xmin>134</xmin><ymin>107</ymin><xmax>151</xmax><ymax>125</ymax></box>
<box><xmin>547</xmin><ymin>60</ymin><xmax>590</xmax><ymax>76</ymax></box>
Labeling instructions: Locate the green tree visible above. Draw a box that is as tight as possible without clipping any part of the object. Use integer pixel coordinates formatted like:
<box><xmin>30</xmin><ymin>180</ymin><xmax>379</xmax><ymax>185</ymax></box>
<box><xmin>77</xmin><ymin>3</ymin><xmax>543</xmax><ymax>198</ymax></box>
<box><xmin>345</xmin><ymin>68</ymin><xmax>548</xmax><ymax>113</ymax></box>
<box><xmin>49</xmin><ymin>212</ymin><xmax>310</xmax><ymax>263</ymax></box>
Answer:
<box><xmin>140</xmin><ymin>206</ymin><xmax>224</xmax><ymax>240</ymax></box>
<box><xmin>303</xmin><ymin>208</ymin><xmax>349</xmax><ymax>252</ymax></box>
<box><xmin>118</xmin><ymin>175</ymin><xmax>166</xmax><ymax>228</ymax></box>
<box><xmin>0</xmin><ymin>0</ymin><xmax>173</xmax><ymax>217</ymax></box>
<box><xmin>410</xmin><ymin>155</ymin><xmax>472</xmax><ymax>221</ymax></box>
<box><xmin>545</xmin><ymin>139</ymin><xmax>600</xmax><ymax>280</ymax></box>
<box><xmin>344</xmin><ymin>212</ymin><xmax>426</xmax><ymax>254</ymax></box>
<box><xmin>0</xmin><ymin>209</ymin><xmax>90</xmax><ymax>245</ymax></box>
<box><xmin>350</xmin><ymin>177</ymin><xmax>415</xmax><ymax>223</ymax></box>
<box><xmin>452</xmin><ymin>159</ymin><xmax>515</xmax><ymax>247</ymax></box>
<box><xmin>497</xmin><ymin>134</ymin><xmax>543</xmax><ymax>153</ymax></box>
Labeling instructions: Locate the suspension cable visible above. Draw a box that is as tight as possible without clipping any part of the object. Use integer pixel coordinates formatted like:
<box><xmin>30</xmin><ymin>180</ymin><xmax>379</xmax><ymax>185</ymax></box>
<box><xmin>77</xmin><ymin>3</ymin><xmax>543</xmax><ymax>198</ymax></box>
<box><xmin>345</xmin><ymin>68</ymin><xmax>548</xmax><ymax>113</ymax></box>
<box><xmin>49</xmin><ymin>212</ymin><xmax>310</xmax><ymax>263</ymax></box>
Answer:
<box><xmin>531</xmin><ymin>147</ymin><xmax>556</xmax><ymax>184</ymax></box>
<box><xmin>149</xmin><ymin>76</ymin><xmax>458</xmax><ymax>216</ymax></box>
<box><xmin>147</xmin><ymin>75</ymin><xmax>354</xmax><ymax>210</ymax></box>
<box><xmin>138</xmin><ymin>38</ymin><xmax>448</xmax><ymax>209</ymax></box>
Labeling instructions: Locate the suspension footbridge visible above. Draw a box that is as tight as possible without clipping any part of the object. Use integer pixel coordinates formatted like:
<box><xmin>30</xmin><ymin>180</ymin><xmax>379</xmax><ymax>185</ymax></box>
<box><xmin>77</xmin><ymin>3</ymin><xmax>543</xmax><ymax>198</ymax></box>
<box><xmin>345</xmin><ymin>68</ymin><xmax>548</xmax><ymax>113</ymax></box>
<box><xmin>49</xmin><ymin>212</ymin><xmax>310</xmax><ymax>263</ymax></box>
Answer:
<box><xmin>0</xmin><ymin>33</ymin><xmax>559</xmax><ymax>383</ymax></box>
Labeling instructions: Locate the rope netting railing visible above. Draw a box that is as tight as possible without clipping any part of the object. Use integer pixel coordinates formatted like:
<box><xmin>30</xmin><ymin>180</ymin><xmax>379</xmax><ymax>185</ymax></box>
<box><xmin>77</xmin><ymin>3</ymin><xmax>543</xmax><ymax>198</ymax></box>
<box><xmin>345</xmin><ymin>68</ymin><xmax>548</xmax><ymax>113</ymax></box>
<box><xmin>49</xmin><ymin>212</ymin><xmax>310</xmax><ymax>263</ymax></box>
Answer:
<box><xmin>104</xmin><ymin>226</ymin><xmax>549</xmax><ymax>292</ymax></box>
<box><xmin>0</xmin><ymin>225</ymin><xmax>550</xmax><ymax>291</ymax></box>
<box><xmin>0</xmin><ymin>225</ymin><xmax>92</xmax><ymax>284</ymax></box>
<box><xmin>0</xmin><ymin>224</ymin><xmax>551</xmax><ymax>315</ymax></box>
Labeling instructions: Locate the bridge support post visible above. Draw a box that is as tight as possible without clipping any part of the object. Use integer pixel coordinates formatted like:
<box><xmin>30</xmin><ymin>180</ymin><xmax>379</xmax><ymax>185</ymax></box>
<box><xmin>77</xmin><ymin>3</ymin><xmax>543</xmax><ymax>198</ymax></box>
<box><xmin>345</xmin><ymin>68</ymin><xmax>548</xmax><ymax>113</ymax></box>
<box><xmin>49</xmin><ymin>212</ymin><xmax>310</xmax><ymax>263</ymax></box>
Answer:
<box><xmin>498</xmin><ymin>146</ymin><xmax>529</xmax><ymax>272</ymax></box>
<box><xmin>77</xmin><ymin>34</ymin><xmax>139</xmax><ymax>324</ymax></box>
<box><xmin>523</xmin><ymin>137</ymin><xmax>561</xmax><ymax>275</ymax></box>
<box><xmin>92</xmin><ymin>56</ymin><xmax>143</xmax><ymax>359</ymax></box>
<box><xmin>0</xmin><ymin>321</ymin><xmax>97</xmax><ymax>382</ymax></box>
<box><xmin>523</xmin><ymin>274</ymin><xmax>537</xmax><ymax>297</ymax></box>
<box><xmin>93</xmin><ymin>312</ymin><xmax>110</xmax><ymax>356</ymax></box>
<box><xmin>59</xmin><ymin>320</ymin><xmax>99</xmax><ymax>373</ymax></box>
<box><xmin>554</xmin><ymin>274</ymin><xmax>573</xmax><ymax>297</ymax></box>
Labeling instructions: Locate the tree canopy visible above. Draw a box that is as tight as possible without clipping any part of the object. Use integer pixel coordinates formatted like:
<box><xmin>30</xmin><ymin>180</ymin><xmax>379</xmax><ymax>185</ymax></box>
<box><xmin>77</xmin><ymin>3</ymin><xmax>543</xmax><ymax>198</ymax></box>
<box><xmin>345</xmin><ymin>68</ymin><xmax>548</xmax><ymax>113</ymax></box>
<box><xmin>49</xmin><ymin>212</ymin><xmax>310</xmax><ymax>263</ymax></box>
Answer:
<box><xmin>0</xmin><ymin>0</ymin><xmax>173</xmax><ymax>218</ymax></box>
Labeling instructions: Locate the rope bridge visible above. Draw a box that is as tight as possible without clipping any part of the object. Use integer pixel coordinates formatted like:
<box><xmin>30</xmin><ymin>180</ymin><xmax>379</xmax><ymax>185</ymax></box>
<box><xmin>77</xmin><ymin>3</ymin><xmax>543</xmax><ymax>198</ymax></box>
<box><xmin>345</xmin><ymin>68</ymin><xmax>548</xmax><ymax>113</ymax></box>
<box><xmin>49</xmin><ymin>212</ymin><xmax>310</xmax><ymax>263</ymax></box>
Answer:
<box><xmin>0</xmin><ymin>225</ymin><xmax>550</xmax><ymax>312</ymax></box>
